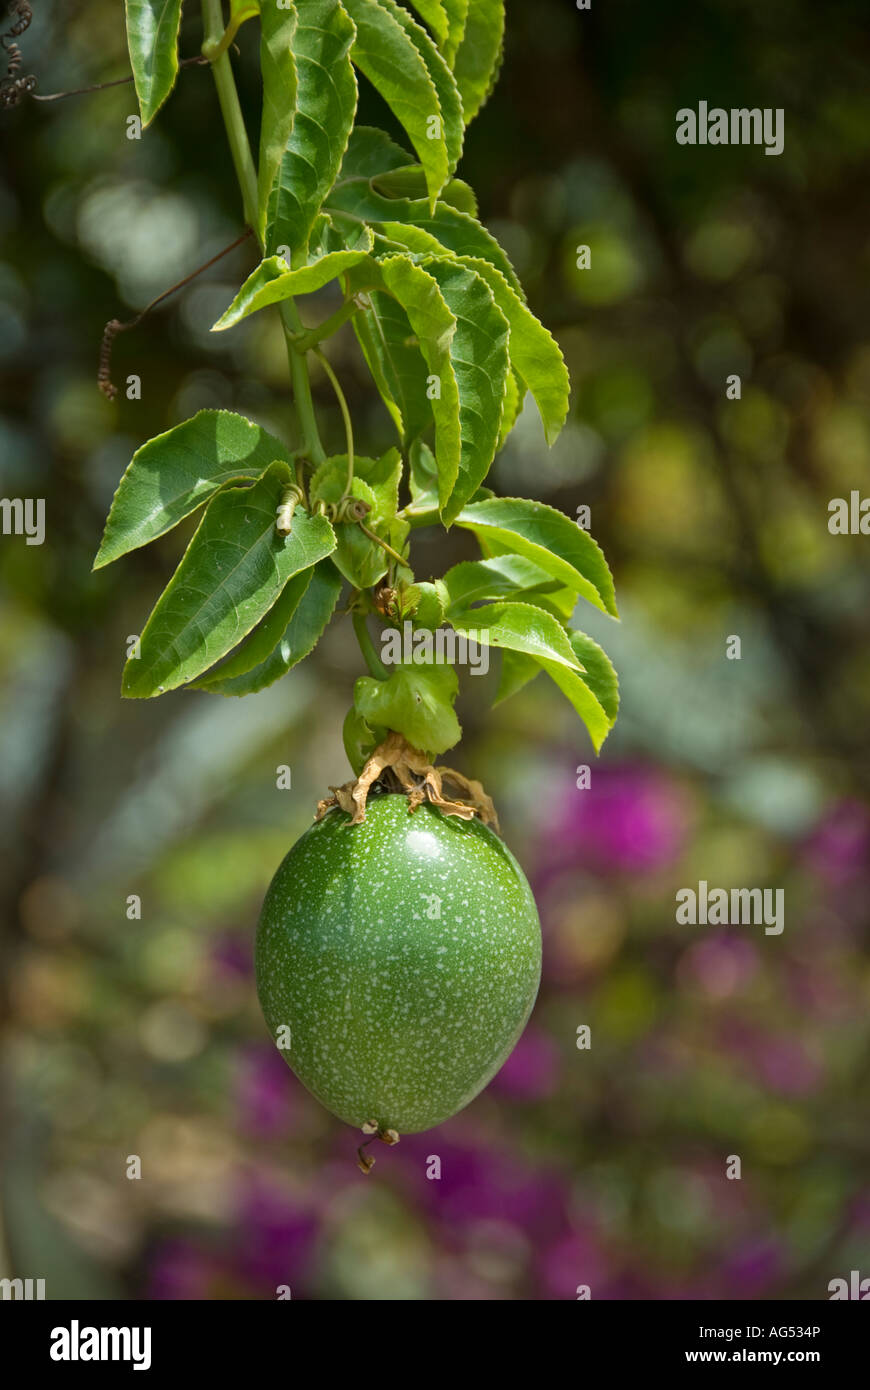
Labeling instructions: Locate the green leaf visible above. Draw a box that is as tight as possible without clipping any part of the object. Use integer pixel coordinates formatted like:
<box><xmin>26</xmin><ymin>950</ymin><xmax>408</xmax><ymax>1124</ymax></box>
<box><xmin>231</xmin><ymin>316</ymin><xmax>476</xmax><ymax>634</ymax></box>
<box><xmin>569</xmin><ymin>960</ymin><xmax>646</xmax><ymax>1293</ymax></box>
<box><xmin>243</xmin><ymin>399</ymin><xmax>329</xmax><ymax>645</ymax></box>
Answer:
<box><xmin>406</xmin><ymin>0</ymin><xmax>469</xmax><ymax>62</ymax></box>
<box><xmin>440</xmin><ymin>554</ymin><xmax>566</xmax><ymax>610</ymax></box>
<box><xmin>94</xmin><ymin>411</ymin><xmax>293</xmax><ymax>569</ymax></box>
<box><xmin>352</xmin><ymin>290</ymin><xmax>433</xmax><ymax>444</ymax></box>
<box><xmin>355</xmin><ymin>662</ymin><xmax>461</xmax><ymax>754</ymax></box>
<box><xmin>421</xmin><ymin>258</ymin><xmax>509</xmax><ymax>523</ymax></box>
<box><xmin>329</xmin><ymin>145</ymin><xmax>522</xmax><ymax>296</ymax></box>
<box><xmin>497</xmin><ymin>367</ymin><xmax>524</xmax><ymax>450</ymax></box>
<box><xmin>122</xmin><ymin>463</ymin><xmax>336</xmax><ymax>698</ymax></box>
<box><xmin>342</xmin><ymin>704</ymin><xmax>385</xmax><ymax>774</ymax></box>
<box><xmin>494</xmin><ymin>648</ymin><xmax>540</xmax><ymax>705</ymax></box>
<box><xmin>349</xmin><ymin>255</ymin><xmax>461</xmax><ymax>508</ymax></box>
<box><xmin>212</xmin><ymin>241</ymin><xmax>373</xmax><ymax>331</ymax></box>
<box><xmin>387</xmin><ymin>0</ymin><xmax>464</xmax><ymax>178</ymax></box>
<box><xmin>442</xmin><ymin>0</ymin><xmax>469</xmax><ymax>64</ymax></box>
<box><xmin>406</xmin><ymin>0</ymin><xmax>448</xmax><ymax>45</ymax></box>
<box><xmin>196</xmin><ymin>561</ymin><xmax>343</xmax><ymax>696</ymax></box>
<box><xmin>402</xmin><ymin>438</ymin><xmax>441</xmax><ymax>525</ymax></box>
<box><xmin>456</xmin><ymin>497</ymin><xmax>619</xmax><ymax>618</ymax></box>
<box><xmin>265</xmin><ymin>0</ymin><xmax>358</xmax><ymax>259</ymax></box>
<box><xmin>257</xmin><ymin>1</ymin><xmax>298</xmax><ymax>243</ymax></box>
<box><xmin>537</xmin><ymin>655</ymin><xmax>614</xmax><ymax>754</ymax></box>
<box><xmin>456</xmin><ymin>256</ymin><xmax>569</xmax><ymax>445</ymax></box>
<box><xmin>343</xmin><ymin>0</ymin><xmax>452</xmax><ymax>206</ymax></box>
<box><xmin>453</xmin><ymin>0</ymin><xmax>505</xmax><ymax>126</ymax></box>
<box><xmin>448</xmin><ymin>600</ymin><xmax>582</xmax><ymax>670</ymax></box>
<box><xmin>125</xmin><ymin>0</ymin><xmax>183</xmax><ymax>127</ymax></box>
<box><xmin>566</xmin><ymin>631</ymin><xmax>620</xmax><ymax>723</ymax></box>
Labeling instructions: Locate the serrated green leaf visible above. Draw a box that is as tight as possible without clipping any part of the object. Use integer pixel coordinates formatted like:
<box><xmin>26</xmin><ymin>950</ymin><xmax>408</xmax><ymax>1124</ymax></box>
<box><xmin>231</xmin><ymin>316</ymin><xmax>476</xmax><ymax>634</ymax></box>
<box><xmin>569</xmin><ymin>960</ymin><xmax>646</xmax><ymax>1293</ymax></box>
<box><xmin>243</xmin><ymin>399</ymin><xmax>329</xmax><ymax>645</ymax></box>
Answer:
<box><xmin>352</xmin><ymin>290</ymin><xmax>433</xmax><ymax>444</ymax></box>
<box><xmin>196</xmin><ymin>560</ymin><xmax>343</xmax><ymax>696</ymax></box>
<box><xmin>387</xmin><ymin>0</ymin><xmax>464</xmax><ymax>177</ymax></box>
<box><xmin>537</xmin><ymin>657</ymin><xmax>613</xmax><ymax>754</ymax></box>
<box><xmin>448</xmin><ymin>600</ymin><xmax>582</xmax><ymax>670</ymax></box>
<box><xmin>258</xmin><ymin>1</ymin><xmax>298</xmax><ymax>243</ymax></box>
<box><xmin>329</xmin><ymin>146</ymin><xmax>522</xmax><ymax>295</ymax></box>
<box><xmin>343</xmin><ymin>0</ymin><xmax>451</xmax><ymax>207</ymax></box>
<box><xmin>402</xmin><ymin>438</ymin><xmax>441</xmax><ymax>525</ymax></box>
<box><xmin>125</xmin><ymin>0</ymin><xmax>184</xmax><ymax>127</ymax></box>
<box><xmin>405</xmin><ymin>0</ymin><xmax>448</xmax><ymax>45</ymax></box>
<box><xmin>497</xmin><ymin>367</ymin><xmax>525</xmax><ymax>450</ymax></box>
<box><xmin>453</xmin><ymin>0</ymin><xmax>505</xmax><ymax>126</ymax></box>
<box><xmin>355</xmin><ymin>662</ymin><xmax>461</xmax><ymax>753</ymax></box>
<box><xmin>265</xmin><ymin>0</ymin><xmax>358</xmax><ymax>259</ymax></box>
<box><xmin>457</xmin><ymin>497</ymin><xmax>619</xmax><ymax>618</ymax></box>
<box><xmin>94</xmin><ymin>410</ymin><xmax>293</xmax><ymax>569</ymax></box>
<box><xmin>494</xmin><ymin>648</ymin><xmax>540</xmax><ymax>705</ymax></box>
<box><xmin>212</xmin><ymin>240</ymin><xmax>373</xmax><ymax>331</ymax></box>
<box><xmin>442</xmin><ymin>0</ymin><xmax>469</xmax><ymax>63</ymax></box>
<box><xmin>457</xmin><ymin>256</ymin><xmax>569</xmax><ymax>445</ymax></box>
<box><xmin>566</xmin><ymin>631</ymin><xmax>620</xmax><ymax>723</ymax></box>
<box><xmin>348</xmin><ymin>255</ymin><xmax>461</xmax><ymax>507</ymax></box>
<box><xmin>122</xmin><ymin>463</ymin><xmax>336</xmax><ymax>698</ymax></box>
<box><xmin>441</xmin><ymin>554</ymin><xmax>566</xmax><ymax>610</ymax></box>
<box><xmin>422</xmin><ymin>258</ymin><xmax>509</xmax><ymax>524</ymax></box>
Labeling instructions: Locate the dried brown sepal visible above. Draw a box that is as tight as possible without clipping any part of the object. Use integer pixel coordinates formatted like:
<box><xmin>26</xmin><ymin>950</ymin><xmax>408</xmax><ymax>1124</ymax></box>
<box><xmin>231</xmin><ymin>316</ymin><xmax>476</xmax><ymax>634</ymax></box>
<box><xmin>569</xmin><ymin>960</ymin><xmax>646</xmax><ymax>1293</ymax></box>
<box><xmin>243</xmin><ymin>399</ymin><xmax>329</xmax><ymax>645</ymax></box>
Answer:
<box><xmin>356</xmin><ymin>1146</ymin><xmax>376</xmax><ymax>1175</ymax></box>
<box><xmin>378</xmin><ymin>1128</ymin><xmax>400</xmax><ymax>1146</ymax></box>
<box><xmin>314</xmin><ymin>733</ymin><xmax>500</xmax><ymax>833</ymax></box>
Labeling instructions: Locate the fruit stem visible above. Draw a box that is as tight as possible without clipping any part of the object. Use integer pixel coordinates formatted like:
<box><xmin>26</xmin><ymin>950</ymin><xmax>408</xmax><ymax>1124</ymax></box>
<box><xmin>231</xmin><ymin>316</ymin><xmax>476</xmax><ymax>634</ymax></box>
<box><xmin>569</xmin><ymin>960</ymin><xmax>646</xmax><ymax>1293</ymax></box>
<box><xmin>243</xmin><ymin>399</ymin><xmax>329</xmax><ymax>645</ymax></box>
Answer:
<box><xmin>352</xmin><ymin>611</ymin><xmax>388</xmax><ymax>681</ymax></box>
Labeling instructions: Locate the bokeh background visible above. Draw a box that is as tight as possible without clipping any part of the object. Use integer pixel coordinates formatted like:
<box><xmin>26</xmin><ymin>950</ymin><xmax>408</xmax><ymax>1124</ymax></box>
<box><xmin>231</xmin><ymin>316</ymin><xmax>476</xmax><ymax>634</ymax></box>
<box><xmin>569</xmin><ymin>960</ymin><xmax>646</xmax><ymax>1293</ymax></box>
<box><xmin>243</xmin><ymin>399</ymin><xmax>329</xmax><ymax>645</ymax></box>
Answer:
<box><xmin>1</xmin><ymin>0</ymin><xmax>869</xmax><ymax>1300</ymax></box>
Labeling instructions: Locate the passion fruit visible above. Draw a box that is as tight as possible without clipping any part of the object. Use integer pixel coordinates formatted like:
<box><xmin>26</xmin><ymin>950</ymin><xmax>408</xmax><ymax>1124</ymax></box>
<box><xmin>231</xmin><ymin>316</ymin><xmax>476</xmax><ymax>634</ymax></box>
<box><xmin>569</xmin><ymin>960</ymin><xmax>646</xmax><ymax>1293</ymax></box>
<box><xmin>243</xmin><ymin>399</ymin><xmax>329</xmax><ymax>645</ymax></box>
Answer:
<box><xmin>256</xmin><ymin>792</ymin><xmax>541</xmax><ymax>1135</ymax></box>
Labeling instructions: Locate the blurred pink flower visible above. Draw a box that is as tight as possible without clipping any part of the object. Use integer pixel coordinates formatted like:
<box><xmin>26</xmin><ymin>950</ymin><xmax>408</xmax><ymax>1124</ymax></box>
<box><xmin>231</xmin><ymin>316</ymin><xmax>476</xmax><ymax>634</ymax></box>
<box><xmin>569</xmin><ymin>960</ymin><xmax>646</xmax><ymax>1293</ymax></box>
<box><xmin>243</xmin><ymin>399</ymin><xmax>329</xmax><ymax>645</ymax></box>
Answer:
<box><xmin>803</xmin><ymin>799</ymin><xmax>870</xmax><ymax>887</ymax></box>
<box><xmin>537</xmin><ymin>1227</ymin><xmax>609</xmax><ymax>1301</ymax></box>
<box><xmin>235</xmin><ymin>1042</ymin><xmax>296</xmax><ymax>1138</ymax></box>
<box><xmin>492</xmin><ymin>1029</ymin><xmax>560</xmax><ymax>1100</ymax></box>
<box><xmin>540</xmin><ymin>763</ymin><xmax>692</xmax><ymax>876</ymax></box>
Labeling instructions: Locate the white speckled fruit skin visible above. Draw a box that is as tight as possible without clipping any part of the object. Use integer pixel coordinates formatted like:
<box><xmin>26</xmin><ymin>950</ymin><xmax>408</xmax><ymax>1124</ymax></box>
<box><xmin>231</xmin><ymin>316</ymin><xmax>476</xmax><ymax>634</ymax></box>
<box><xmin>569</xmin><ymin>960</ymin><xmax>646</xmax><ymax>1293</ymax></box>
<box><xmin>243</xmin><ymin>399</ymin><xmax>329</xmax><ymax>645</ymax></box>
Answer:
<box><xmin>256</xmin><ymin>792</ymin><xmax>542</xmax><ymax>1133</ymax></box>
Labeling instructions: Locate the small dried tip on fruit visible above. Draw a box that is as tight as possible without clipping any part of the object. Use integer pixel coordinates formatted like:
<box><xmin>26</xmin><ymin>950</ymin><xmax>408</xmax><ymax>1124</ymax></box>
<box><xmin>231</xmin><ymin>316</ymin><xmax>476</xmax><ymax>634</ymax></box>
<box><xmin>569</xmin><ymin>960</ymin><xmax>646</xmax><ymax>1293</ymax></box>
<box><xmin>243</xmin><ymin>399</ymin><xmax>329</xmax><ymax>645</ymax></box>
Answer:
<box><xmin>356</xmin><ymin>1147</ymin><xmax>376</xmax><ymax>1175</ymax></box>
<box><xmin>361</xmin><ymin>1119</ymin><xmax>379</xmax><ymax>1135</ymax></box>
<box><xmin>378</xmin><ymin>1128</ymin><xmax>400</xmax><ymax>1146</ymax></box>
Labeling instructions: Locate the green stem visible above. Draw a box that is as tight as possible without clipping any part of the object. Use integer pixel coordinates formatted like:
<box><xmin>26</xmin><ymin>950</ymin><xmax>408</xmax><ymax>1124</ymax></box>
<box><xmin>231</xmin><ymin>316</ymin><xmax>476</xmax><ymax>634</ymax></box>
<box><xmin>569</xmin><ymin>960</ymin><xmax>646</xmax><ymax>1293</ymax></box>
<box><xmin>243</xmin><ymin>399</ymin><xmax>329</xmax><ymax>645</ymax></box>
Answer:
<box><xmin>314</xmin><ymin>349</ymin><xmax>354</xmax><ymax>494</ymax></box>
<box><xmin>202</xmin><ymin>0</ymin><xmax>326</xmax><ymax>465</ymax></box>
<box><xmin>201</xmin><ymin>0</ymin><xmax>258</xmax><ymax>232</ymax></box>
<box><xmin>353</xmin><ymin>612</ymin><xmax>389</xmax><ymax>681</ymax></box>
<box><xmin>292</xmin><ymin>299</ymin><xmax>360</xmax><ymax>352</ymax></box>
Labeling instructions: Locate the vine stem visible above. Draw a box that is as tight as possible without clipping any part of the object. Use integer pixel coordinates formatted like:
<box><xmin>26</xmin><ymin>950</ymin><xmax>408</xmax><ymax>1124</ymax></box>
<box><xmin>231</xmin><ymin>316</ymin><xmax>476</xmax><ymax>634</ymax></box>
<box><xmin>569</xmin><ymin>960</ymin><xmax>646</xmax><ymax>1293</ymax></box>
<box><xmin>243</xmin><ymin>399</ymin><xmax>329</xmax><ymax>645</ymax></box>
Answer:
<box><xmin>352</xmin><ymin>612</ymin><xmax>389</xmax><ymax>681</ymax></box>
<box><xmin>313</xmin><ymin>348</ymin><xmax>354</xmax><ymax>496</ymax></box>
<box><xmin>201</xmin><ymin>0</ymin><xmax>325</xmax><ymax>464</ymax></box>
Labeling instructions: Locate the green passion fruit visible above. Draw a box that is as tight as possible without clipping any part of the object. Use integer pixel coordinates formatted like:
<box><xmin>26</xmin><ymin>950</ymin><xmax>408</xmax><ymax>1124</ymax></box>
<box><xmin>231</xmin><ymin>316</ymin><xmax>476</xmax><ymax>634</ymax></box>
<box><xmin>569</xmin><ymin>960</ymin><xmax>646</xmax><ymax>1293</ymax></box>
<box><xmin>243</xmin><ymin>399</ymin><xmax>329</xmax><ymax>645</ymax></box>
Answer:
<box><xmin>256</xmin><ymin>792</ymin><xmax>542</xmax><ymax>1135</ymax></box>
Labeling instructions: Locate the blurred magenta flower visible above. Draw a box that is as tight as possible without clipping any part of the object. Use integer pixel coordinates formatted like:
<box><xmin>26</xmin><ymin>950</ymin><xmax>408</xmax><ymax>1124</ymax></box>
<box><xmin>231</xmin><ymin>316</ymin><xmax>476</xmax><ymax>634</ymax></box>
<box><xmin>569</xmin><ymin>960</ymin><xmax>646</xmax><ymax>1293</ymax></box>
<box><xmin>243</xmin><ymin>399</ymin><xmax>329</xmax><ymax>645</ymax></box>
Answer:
<box><xmin>491</xmin><ymin>1028</ymin><xmax>560</xmax><ymax>1100</ymax></box>
<box><xmin>539</xmin><ymin>763</ymin><xmax>692</xmax><ymax>877</ymax></box>
<box><xmin>537</xmin><ymin>1227</ymin><xmax>609</xmax><ymax>1301</ymax></box>
<box><xmin>236</xmin><ymin>1042</ymin><xmax>296</xmax><ymax>1138</ymax></box>
<box><xmin>210</xmin><ymin>932</ymin><xmax>252</xmax><ymax>979</ymax></box>
<box><xmin>231</xmin><ymin>1170</ymin><xmax>320</xmax><ymax>1293</ymax></box>
<box><xmin>803</xmin><ymin>799</ymin><xmax>870</xmax><ymax>886</ymax></box>
<box><xmin>719</xmin><ymin>1237</ymin><xmax>784</xmax><ymax>1298</ymax></box>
